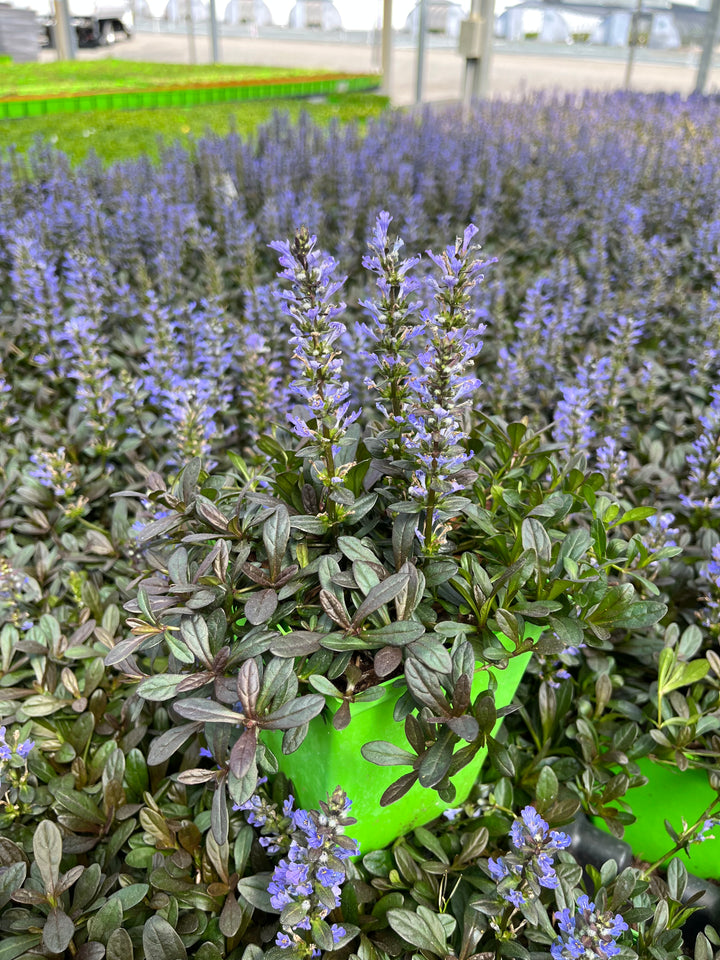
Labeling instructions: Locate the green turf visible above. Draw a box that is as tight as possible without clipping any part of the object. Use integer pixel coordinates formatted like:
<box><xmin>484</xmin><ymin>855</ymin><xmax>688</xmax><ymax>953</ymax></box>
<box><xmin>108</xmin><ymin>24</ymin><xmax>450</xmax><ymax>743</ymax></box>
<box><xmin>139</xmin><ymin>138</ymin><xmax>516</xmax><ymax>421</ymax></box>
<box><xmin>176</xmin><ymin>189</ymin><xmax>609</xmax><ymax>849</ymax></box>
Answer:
<box><xmin>0</xmin><ymin>59</ymin><xmax>323</xmax><ymax>99</ymax></box>
<box><xmin>0</xmin><ymin>93</ymin><xmax>389</xmax><ymax>166</ymax></box>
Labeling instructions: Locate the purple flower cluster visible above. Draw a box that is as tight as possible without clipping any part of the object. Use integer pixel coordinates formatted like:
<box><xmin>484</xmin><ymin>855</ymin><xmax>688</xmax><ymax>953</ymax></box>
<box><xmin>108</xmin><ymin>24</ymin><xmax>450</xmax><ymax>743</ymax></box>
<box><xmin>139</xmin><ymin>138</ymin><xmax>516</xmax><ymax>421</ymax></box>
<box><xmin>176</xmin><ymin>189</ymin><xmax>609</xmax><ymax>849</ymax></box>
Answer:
<box><xmin>271</xmin><ymin>228</ymin><xmax>359</xmax><ymax>494</ymax></box>
<box><xmin>552</xmin><ymin>894</ymin><xmax>628</xmax><ymax>960</ymax></box>
<box><xmin>700</xmin><ymin>543</ymin><xmax>720</xmax><ymax>636</ymax></box>
<box><xmin>487</xmin><ymin>805</ymin><xmax>571</xmax><ymax>909</ymax></box>
<box><xmin>537</xmin><ymin>642</ymin><xmax>587</xmax><ymax>689</ymax></box>
<box><xmin>237</xmin><ymin>784</ymin><xmax>357</xmax><ymax>957</ymax></box>
<box><xmin>680</xmin><ymin>385</ymin><xmax>720</xmax><ymax>511</ymax></box>
<box><xmin>28</xmin><ymin>446</ymin><xmax>77</xmax><ymax>499</ymax></box>
<box><xmin>401</xmin><ymin>225</ymin><xmax>490</xmax><ymax>552</ymax></box>
<box><xmin>0</xmin><ymin>559</ymin><xmax>33</xmax><ymax>632</ymax></box>
<box><xmin>359</xmin><ymin>210</ymin><xmax>424</xmax><ymax>423</ymax></box>
<box><xmin>553</xmin><ymin>384</ymin><xmax>596</xmax><ymax>457</ymax></box>
<box><xmin>0</xmin><ymin>727</ymin><xmax>34</xmax><ymax>763</ymax></box>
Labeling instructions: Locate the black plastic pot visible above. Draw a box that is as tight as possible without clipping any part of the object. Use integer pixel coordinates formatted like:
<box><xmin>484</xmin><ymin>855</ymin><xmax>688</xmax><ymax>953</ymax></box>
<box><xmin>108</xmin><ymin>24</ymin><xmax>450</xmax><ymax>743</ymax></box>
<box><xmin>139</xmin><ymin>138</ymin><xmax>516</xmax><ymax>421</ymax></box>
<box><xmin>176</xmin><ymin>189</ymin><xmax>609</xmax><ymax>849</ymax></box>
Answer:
<box><xmin>567</xmin><ymin>813</ymin><xmax>720</xmax><ymax>945</ymax></box>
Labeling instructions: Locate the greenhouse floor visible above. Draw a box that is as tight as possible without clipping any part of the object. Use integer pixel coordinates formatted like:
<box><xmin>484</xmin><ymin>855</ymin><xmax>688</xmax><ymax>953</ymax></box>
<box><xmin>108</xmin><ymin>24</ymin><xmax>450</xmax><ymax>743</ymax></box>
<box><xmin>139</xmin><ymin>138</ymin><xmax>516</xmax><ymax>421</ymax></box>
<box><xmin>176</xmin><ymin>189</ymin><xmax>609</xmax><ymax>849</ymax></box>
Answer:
<box><xmin>39</xmin><ymin>29</ymin><xmax>720</xmax><ymax>105</ymax></box>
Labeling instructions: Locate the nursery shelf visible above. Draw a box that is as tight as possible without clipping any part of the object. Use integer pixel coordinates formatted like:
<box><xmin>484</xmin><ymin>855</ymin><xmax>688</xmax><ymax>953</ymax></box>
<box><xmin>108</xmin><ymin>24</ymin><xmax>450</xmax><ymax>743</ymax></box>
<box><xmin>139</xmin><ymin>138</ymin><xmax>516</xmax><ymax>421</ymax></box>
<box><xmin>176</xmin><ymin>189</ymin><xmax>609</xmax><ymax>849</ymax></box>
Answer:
<box><xmin>0</xmin><ymin>73</ymin><xmax>380</xmax><ymax>120</ymax></box>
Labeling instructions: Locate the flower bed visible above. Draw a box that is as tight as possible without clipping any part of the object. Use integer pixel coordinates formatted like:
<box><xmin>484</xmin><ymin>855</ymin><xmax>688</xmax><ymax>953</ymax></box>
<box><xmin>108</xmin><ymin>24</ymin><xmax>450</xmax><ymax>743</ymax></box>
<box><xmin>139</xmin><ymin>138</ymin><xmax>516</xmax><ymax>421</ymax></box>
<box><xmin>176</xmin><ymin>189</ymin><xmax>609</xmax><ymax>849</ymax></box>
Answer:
<box><xmin>0</xmin><ymin>91</ymin><xmax>719</xmax><ymax>959</ymax></box>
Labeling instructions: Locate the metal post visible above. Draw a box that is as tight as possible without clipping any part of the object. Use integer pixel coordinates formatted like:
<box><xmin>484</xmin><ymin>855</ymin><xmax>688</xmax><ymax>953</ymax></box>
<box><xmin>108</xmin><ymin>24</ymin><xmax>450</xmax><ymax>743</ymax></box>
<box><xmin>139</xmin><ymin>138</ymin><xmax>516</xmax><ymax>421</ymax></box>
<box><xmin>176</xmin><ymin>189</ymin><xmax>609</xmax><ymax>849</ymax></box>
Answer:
<box><xmin>53</xmin><ymin>0</ymin><xmax>75</xmax><ymax>60</ymax></box>
<box><xmin>209</xmin><ymin>0</ymin><xmax>219</xmax><ymax>62</ymax></box>
<box><xmin>415</xmin><ymin>0</ymin><xmax>427</xmax><ymax>103</ymax></box>
<box><xmin>623</xmin><ymin>0</ymin><xmax>642</xmax><ymax>89</ymax></box>
<box><xmin>463</xmin><ymin>0</ymin><xmax>493</xmax><ymax>105</ymax></box>
<box><xmin>381</xmin><ymin>0</ymin><xmax>393</xmax><ymax>98</ymax></box>
<box><xmin>478</xmin><ymin>0</ymin><xmax>494</xmax><ymax>97</ymax></box>
<box><xmin>695</xmin><ymin>0</ymin><xmax>720</xmax><ymax>94</ymax></box>
<box><xmin>186</xmin><ymin>0</ymin><xmax>196</xmax><ymax>64</ymax></box>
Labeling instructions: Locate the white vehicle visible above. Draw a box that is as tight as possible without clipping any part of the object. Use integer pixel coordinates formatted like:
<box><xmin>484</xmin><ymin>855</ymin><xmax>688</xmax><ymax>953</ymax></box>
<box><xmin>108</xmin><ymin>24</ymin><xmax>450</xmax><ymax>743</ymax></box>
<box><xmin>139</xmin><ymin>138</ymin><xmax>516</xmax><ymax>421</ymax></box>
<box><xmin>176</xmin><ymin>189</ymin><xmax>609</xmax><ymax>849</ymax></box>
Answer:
<box><xmin>21</xmin><ymin>0</ymin><xmax>134</xmax><ymax>45</ymax></box>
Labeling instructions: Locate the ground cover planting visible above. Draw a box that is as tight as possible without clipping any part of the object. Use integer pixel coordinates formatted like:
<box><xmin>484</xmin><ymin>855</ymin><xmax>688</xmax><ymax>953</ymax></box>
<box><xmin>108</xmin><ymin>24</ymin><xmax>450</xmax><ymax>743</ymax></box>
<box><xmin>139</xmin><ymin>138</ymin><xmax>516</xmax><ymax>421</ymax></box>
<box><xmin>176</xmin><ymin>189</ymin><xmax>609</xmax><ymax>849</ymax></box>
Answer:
<box><xmin>1</xmin><ymin>91</ymin><xmax>720</xmax><ymax>959</ymax></box>
<box><xmin>0</xmin><ymin>93</ymin><xmax>387</xmax><ymax>165</ymax></box>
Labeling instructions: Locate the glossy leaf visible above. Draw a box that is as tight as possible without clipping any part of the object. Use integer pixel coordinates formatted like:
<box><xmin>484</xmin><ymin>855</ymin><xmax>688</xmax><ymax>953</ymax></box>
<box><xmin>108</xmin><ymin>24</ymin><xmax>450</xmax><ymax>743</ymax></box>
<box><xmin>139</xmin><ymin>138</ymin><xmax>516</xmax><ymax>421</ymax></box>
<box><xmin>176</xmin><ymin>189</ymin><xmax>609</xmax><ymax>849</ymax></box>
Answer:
<box><xmin>33</xmin><ymin>820</ymin><xmax>62</xmax><ymax>896</ymax></box>
<box><xmin>142</xmin><ymin>915</ymin><xmax>188</xmax><ymax>960</ymax></box>
<box><xmin>43</xmin><ymin>908</ymin><xmax>75</xmax><ymax>954</ymax></box>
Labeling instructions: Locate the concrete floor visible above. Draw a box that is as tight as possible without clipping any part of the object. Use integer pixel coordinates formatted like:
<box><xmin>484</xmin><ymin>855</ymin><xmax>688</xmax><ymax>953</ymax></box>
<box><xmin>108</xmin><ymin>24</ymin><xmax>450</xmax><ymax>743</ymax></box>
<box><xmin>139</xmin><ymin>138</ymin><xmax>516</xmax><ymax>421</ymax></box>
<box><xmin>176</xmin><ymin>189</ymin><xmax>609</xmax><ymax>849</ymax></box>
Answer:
<box><xmin>40</xmin><ymin>30</ymin><xmax>720</xmax><ymax>105</ymax></box>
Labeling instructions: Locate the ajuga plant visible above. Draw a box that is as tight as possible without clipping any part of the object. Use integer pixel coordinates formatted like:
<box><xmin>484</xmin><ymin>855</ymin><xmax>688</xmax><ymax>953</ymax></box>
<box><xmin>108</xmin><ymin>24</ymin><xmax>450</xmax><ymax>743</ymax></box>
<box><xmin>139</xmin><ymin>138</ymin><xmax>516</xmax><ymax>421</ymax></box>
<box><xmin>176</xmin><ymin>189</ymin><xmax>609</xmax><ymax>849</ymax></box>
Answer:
<box><xmin>115</xmin><ymin>215</ymin><xmax>666</xmax><ymax>847</ymax></box>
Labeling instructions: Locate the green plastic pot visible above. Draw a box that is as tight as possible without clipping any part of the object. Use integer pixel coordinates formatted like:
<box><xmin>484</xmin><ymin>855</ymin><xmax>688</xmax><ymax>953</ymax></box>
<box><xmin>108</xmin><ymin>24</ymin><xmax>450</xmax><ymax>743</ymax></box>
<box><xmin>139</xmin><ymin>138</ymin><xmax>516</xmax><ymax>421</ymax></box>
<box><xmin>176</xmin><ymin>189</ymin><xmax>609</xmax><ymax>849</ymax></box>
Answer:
<box><xmin>263</xmin><ymin>625</ymin><xmax>542</xmax><ymax>853</ymax></box>
<box><xmin>597</xmin><ymin>757</ymin><xmax>720</xmax><ymax>879</ymax></box>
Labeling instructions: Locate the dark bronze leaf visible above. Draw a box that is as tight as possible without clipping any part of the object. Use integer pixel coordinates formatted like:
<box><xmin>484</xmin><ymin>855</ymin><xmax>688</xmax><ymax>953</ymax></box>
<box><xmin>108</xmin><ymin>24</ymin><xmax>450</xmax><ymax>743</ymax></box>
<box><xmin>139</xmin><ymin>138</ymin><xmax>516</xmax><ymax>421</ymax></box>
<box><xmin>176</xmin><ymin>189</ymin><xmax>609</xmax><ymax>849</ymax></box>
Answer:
<box><xmin>245</xmin><ymin>588</ymin><xmax>278</xmax><ymax>626</ymax></box>
<box><xmin>260</xmin><ymin>694</ymin><xmax>325</xmax><ymax>730</ymax></box>
<box><xmin>268</xmin><ymin>631</ymin><xmax>322</xmax><ymax>657</ymax></box>
<box><xmin>380</xmin><ymin>771</ymin><xmax>419</xmax><ymax>807</ymax></box>
<box><xmin>319</xmin><ymin>589</ymin><xmax>352</xmax><ymax>629</ymax></box>
<box><xmin>374</xmin><ymin>646</ymin><xmax>403</xmax><ymax>678</ymax></box>
<box><xmin>147</xmin><ymin>722</ymin><xmax>203</xmax><ymax>766</ymax></box>
<box><xmin>229</xmin><ymin>727</ymin><xmax>258</xmax><ymax>779</ymax></box>
<box><xmin>241</xmin><ymin>563</ymin><xmax>273</xmax><ymax>588</ymax></box>
<box><xmin>237</xmin><ymin>658</ymin><xmax>260</xmax><ymax>715</ymax></box>
<box><xmin>332</xmin><ymin>700</ymin><xmax>352</xmax><ymax>731</ymax></box>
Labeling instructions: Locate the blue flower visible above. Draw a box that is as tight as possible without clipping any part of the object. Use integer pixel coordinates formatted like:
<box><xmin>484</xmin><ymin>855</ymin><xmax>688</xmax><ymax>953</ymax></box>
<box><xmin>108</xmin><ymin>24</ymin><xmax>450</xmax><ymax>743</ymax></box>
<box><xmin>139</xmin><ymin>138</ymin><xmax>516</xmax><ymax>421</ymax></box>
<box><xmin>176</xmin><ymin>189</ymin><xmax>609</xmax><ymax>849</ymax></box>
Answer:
<box><xmin>552</xmin><ymin>895</ymin><xmax>628</xmax><ymax>960</ymax></box>
<box><xmin>488</xmin><ymin>857</ymin><xmax>509</xmax><ymax>881</ymax></box>
<box><xmin>504</xmin><ymin>888</ymin><xmax>526</xmax><ymax>908</ymax></box>
<box><xmin>316</xmin><ymin>866</ymin><xmax>344</xmax><ymax>888</ymax></box>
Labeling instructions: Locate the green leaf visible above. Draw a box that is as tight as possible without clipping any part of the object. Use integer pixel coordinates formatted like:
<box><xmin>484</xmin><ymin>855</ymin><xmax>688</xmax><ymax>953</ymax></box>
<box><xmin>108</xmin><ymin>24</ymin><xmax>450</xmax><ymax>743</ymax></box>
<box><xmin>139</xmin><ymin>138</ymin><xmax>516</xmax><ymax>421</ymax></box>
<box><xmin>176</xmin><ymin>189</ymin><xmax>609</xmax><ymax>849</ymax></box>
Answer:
<box><xmin>521</xmin><ymin>517</ymin><xmax>552</xmax><ymax>565</ymax></box>
<box><xmin>180</xmin><ymin>616</ymin><xmax>213</xmax><ymax>665</ymax></box>
<box><xmin>412</xmin><ymin>826</ymin><xmax>450</xmax><ymax>864</ymax></box>
<box><xmin>147</xmin><ymin>722</ymin><xmax>202</xmax><ymax>766</ymax></box>
<box><xmin>361</xmin><ymin>741</ymin><xmax>416</xmax><ymax>767</ymax></box>
<box><xmin>364</xmin><ymin>621</ymin><xmax>425</xmax><ymax>645</ymax></box>
<box><xmin>387</xmin><ymin>907</ymin><xmax>448</xmax><ymax>955</ymax></box>
<box><xmin>615</xmin><ymin>506</ymin><xmax>657</xmax><ymax>525</ymax></box>
<box><xmin>174</xmin><ymin>700</ymin><xmax>244</xmax><ymax>724</ymax></box>
<box><xmin>212</xmin><ymin>779</ymin><xmax>230</xmax><ymax>845</ymax></box>
<box><xmin>137</xmin><ymin>674</ymin><xmax>186</xmax><ymax>701</ymax></box>
<box><xmin>236</xmin><ymin>874</ymin><xmax>274</xmax><ymax>912</ymax></box>
<box><xmin>107</xmin><ymin>883</ymin><xmax>149</xmax><ymax>911</ymax></box>
<box><xmin>666</xmin><ymin>857</ymin><xmax>687</xmax><ymax>901</ymax></box>
<box><xmin>308</xmin><ymin>675</ymin><xmax>343</xmax><ymax>698</ymax></box>
<box><xmin>310</xmin><ymin>917</ymin><xmax>335</xmax><ymax>952</ymax></box>
<box><xmin>0</xmin><ymin>861</ymin><xmax>26</xmax><ymax>910</ymax></box>
<box><xmin>143</xmin><ymin>915</ymin><xmax>188</xmax><ymax>960</ymax></box>
<box><xmin>43</xmin><ymin>907</ymin><xmax>75</xmax><ymax>953</ymax></box>
<box><xmin>263</xmin><ymin>505</ymin><xmax>291</xmax><ymax>579</ymax></box>
<box><xmin>125</xmin><ymin>748</ymin><xmax>150</xmax><ymax>799</ymax></box>
<box><xmin>0</xmin><ymin>935</ymin><xmax>42</xmax><ymax>960</ymax></box>
<box><xmin>261</xmin><ymin>694</ymin><xmax>325</xmax><ymax>730</ymax></box>
<box><xmin>107</xmin><ymin>928</ymin><xmax>135</xmax><ymax>960</ymax></box>
<box><xmin>536</xmin><ymin>765</ymin><xmax>559</xmax><ymax>806</ymax></box>
<box><xmin>614</xmin><ymin>600</ymin><xmax>667</xmax><ymax>629</ymax></box>
<box><xmin>351</xmin><ymin>571</ymin><xmax>410</xmax><ymax>628</ymax></box>
<box><xmin>33</xmin><ymin>820</ymin><xmax>62</xmax><ymax>896</ymax></box>
<box><xmin>87</xmin><ymin>899</ymin><xmax>123</xmax><ymax>945</ymax></box>
<box><xmin>338</xmin><ymin>536</ymin><xmax>378</xmax><ymax>563</ymax></box>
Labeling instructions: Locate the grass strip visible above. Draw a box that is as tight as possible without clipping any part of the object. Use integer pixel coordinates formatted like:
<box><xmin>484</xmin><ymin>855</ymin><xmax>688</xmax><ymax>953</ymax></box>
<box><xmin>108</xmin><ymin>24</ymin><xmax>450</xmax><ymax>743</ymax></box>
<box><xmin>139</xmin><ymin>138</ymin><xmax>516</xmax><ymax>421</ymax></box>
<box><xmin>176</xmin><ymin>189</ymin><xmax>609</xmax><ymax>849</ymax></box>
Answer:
<box><xmin>0</xmin><ymin>58</ymin><xmax>321</xmax><ymax>98</ymax></box>
<box><xmin>0</xmin><ymin>93</ymin><xmax>389</xmax><ymax>166</ymax></box>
